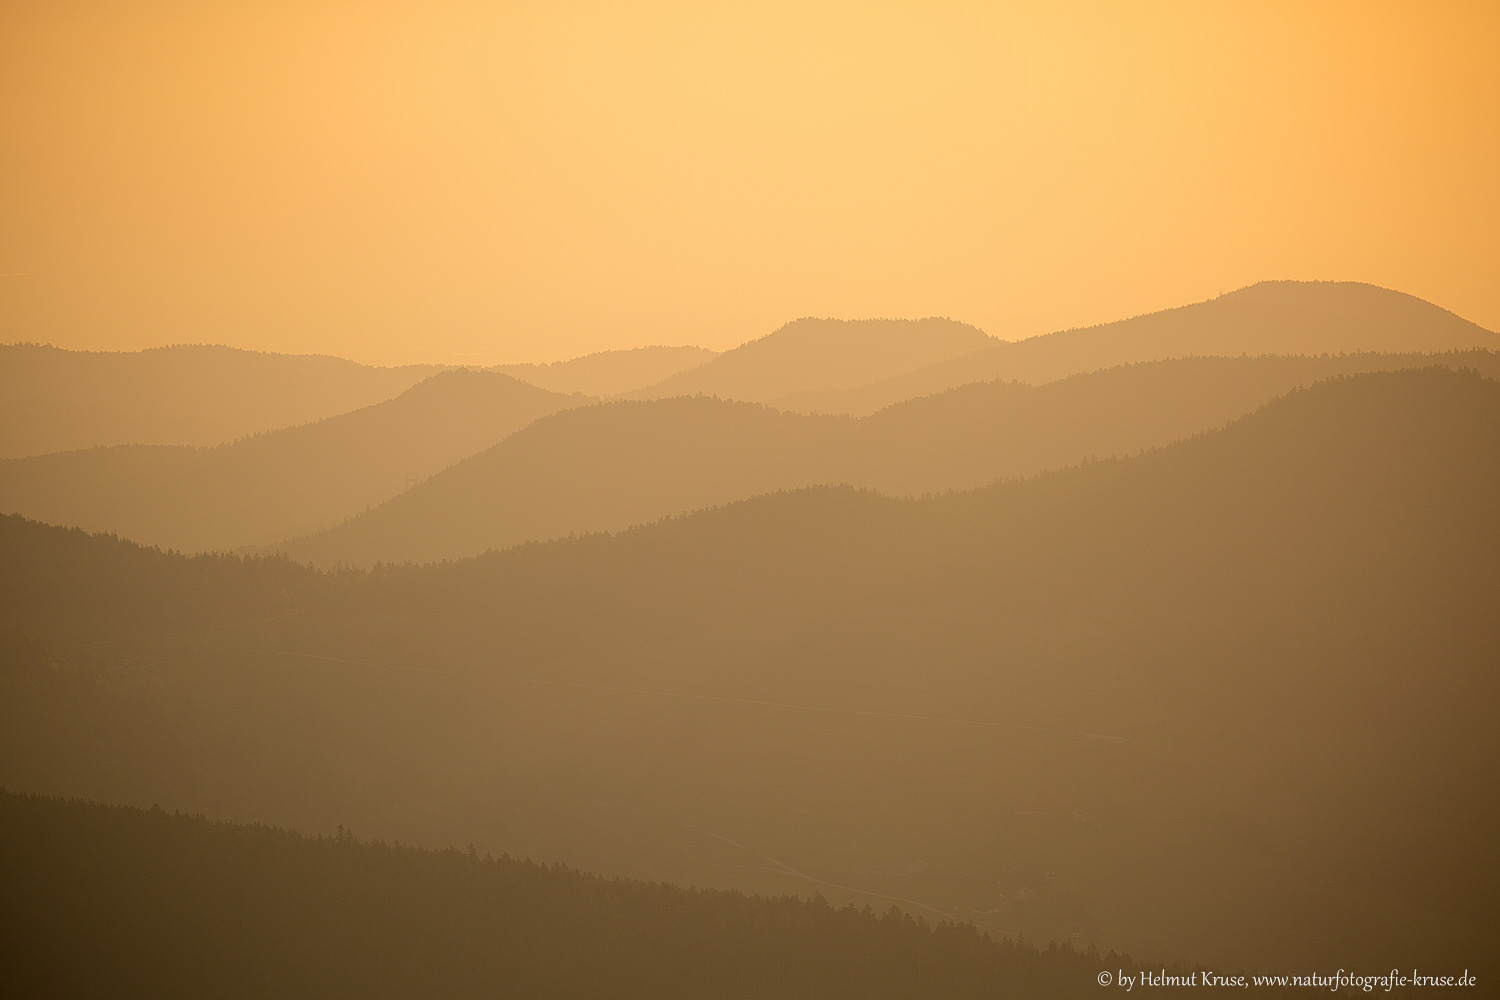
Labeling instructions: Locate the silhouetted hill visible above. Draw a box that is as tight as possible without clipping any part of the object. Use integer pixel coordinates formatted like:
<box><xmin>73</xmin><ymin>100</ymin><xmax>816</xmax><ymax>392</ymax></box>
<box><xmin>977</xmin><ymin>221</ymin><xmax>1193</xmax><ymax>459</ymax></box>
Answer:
<box><xmin>4</xmin><ymin>369</ymin><xmax>1496</xmax><ymax>971</ymax></box>
<box><xmin>0</xmin><ymin>370</ymin><xmax>577</xmax><ymax>552</ymax></box>
<box><xmin>629</xmin><ymin>317</ymin><xmax>995</xmax><ymax>405</ymax></box>
<box><xmin>491</xmin><ymin>345</ymin><xmax>718</xmax><ymax>396</ymax></box>
<box><xmin>781</xmin><ymin>281</ymin><xmax>1498</xmax><ymax>414</ymax></box>
<box><xmin>0</xmin><ymin>343</ymin><xmax>443</xmax><ymax>458</ymax></box>
<box><xmin>273</xmin><ymin>351</ymin><xmax>1499</xmax><ymax>568</ymax></box>
<box><xmin>0</xmin><ymin>790</ymin><xmax>1138</xmax><ymax>999</ymax></box>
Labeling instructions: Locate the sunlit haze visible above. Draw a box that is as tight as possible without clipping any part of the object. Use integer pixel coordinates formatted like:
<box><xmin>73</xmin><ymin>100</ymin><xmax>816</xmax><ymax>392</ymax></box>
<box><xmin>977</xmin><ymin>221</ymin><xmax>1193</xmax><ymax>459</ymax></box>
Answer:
<box><xmin>3</xmin><ymin>4</ymin><xmax>1500</xmax><ymax>991</ymax></box>
<box><xmin>2</xmin><ymin>1</ymin><xmax>1496</xmax><ymax>365</ymax></box>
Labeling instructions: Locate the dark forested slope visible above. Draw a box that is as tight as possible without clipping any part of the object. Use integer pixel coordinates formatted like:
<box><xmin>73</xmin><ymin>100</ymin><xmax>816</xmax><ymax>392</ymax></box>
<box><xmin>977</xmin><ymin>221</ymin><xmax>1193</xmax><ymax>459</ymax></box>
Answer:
<box><xmin>0</xmin><ymin>790</ymin><xmax>1139</xmax><ymax>999</ymax></box>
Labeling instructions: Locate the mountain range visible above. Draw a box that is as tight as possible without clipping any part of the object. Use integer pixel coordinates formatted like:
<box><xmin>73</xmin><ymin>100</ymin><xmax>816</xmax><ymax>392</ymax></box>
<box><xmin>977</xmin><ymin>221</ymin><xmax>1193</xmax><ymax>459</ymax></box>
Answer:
<box><xmin>772</xmin><ymin>280</ymin><xmax>1499</xmax><ymax>414</ymax></box>
<box><xmin>4</xmin><ymin>367</ymin><xmax>1495</xmax><ymax>971</ymax></box>
<box><xmin>5</xmin><ymin>281</ymin><xmax>1491</xmax><ymax>467</ymax></box>
<box><xmin>269</xmin><ymin>350</ymin><xmax>1499</xmax><ymax>567</ymax></box>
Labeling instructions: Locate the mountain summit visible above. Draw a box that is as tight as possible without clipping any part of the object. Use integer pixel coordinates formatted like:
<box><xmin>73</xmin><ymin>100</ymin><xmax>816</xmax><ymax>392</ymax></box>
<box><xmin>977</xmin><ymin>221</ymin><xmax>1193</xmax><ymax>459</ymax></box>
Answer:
<box><xmin>632</xmin><ymin>317</ymin><xmax>995</xmax><ymax>406</ymax></box>
<box><xmin>780</xmin><ymin>281</ymin><xmax>1498</xmax><ymax>414</ymax></box>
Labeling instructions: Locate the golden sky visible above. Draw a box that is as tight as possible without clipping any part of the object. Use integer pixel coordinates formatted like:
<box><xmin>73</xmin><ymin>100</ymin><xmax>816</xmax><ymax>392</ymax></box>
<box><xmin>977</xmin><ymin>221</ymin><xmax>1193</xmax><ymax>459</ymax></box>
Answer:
<box><xmin>1</xmin><ymin>1</ymin><xmax>1496</xmax><ymax>365</ymax></box>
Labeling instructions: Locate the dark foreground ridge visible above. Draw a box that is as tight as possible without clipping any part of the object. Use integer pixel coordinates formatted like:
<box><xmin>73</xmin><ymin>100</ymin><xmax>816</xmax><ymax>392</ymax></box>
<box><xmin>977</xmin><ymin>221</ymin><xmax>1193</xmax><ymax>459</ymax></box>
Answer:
<box><xmin>1</xmin><ymin>789</ymin><xmax>1146</xmax><ymax>999</ymax></box>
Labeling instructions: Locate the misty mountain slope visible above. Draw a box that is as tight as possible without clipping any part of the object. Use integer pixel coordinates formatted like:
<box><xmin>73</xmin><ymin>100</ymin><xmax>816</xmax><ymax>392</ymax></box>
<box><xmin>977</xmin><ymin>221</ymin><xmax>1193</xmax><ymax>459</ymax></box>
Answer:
<box><xmin>379</xmin><ymin>366</ymin><xmax>1499</xmax><ymax>712</ymax></box>
<box><xmin>3</xmin><ymin>368</ymin><xmax>1497</xmax><ymax>972</ymax></box>
<box><xmin>275</xmin><ymin>350</ymin><xmax>1499</xmax><ymax>568</ymax></box>
<box><xmin>249</xmin><ymin>367</ymin><xmax>1500</xmax><ymax>966</ymax></box>
<box><xmin>780</xmin><ymin>281</ymin><xmax>1499</xmax><ymax>415</ymax></box>
<box><xmin>0</xmin><ymin>370</ymin><xmax>578</xmax><ymax>553</ymax></box>
<box><xmin>273</xmin><ymin>396</ymin><xmax>855</xmax><ymax>567</ymax></box>
<box><xmin>628</xmin><ymin>317</ymin><xmax>995</xmax><ymax>405</ymax></box>
<box><xmin>0</xmin><ymin>343</ymin><xmax>443</xmax><ymax>459</ymax></box>
<box><xmin>491</xmin><ymin>345</ymin><xmax>718</xmax><ymax>396</ymax></box>
<box><xmin>847</xmin><ymin>349</ymin><xmax>1500</xmax><ymax>496</ymax></box>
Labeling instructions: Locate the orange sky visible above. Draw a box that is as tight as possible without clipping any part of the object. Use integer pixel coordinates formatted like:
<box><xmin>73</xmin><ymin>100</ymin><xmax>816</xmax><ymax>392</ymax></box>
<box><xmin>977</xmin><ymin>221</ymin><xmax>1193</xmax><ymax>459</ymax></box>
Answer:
<box><xmin>1</xmin><ymin>1</ymin><xmax>1496</xmax><ymax>365</ymax></box>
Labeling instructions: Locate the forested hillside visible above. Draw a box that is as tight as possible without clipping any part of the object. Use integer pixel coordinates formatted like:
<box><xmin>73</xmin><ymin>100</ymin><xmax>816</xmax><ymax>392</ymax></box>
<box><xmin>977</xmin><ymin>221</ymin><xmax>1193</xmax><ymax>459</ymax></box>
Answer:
<box><xmin>4</xmin><ymin>369</ymin><xmax>1496</xmax><ymax>970</ymax></box>
<box><xmin>0</xmin><ymin>789</ymin><xmax>1147</xmax><ymax>998</ymax></box>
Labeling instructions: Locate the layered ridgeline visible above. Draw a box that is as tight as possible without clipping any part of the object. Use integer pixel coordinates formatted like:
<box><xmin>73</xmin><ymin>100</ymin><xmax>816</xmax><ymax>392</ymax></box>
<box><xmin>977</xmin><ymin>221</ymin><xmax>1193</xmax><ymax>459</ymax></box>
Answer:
<box><xmin>0</xmin><ymin>791</ymin><xmax>1142</xmax><ymax>999</ymax></box>
<box><xmin>0</xmin><ymin>342</ymin><xmax>712</xmax><ymax>462</ymax></box>
<box><xmin>491</xmin><ymin>345</ymin><xmax>718</xmax><ymax>396</ymax></box>
<box><xmin>0</xmin><ymin>343</ymin><xmax>442</xmax><ymax>459</ymax></box>
<box><xmin>6</xmin><ymin>282</ymin><xmax>1489</xmax><ymax>463</ymax></box>
<box><xmin>774</xmin><ymin>281</ymin><xmax>1499</xmax><ymax>415</ymax></box>
<box><xmin>628</xmin><ymin>317</ymin><xmax>996</xmax><ymax>406</ymax></box>
<box><xmin>271</xmin><ymin>351</ymin><xmax>1500</xmax><ymax>568</ymax></box>
<box><xmin>4</xmin><ymin>369</ymin><xmax>1496</xmax><ymax>971</ymax></box>
<box><xmin>0</xmin><ymin>371</ymin><xmax>578</xmax><ymax>553</ymax></box>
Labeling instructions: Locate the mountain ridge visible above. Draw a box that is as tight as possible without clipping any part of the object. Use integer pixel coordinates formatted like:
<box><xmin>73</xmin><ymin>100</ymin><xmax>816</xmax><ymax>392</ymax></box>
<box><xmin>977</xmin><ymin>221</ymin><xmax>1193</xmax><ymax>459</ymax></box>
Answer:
<box><xmin>266</xmin><ymin>350</ymin><xmax>1500</xmax><ymax>568</ymax></box>
<box><xmin>0</xmin><ymin>369</ymin><xmax>579</xmax><ymax>552</ymax></box>
<box><xmin>629</xmin><ymin>316</ymin><xmax>995</xmax><ymax>404</ymax></box>
<box><xmin>776</xmin><ymin>280</ymin><xmax>1497</xmax><ymax>414</ymax></box>
<box><xmin>0</xmin><ymin>343</ymin><xmax>445</xmax><ymax>459</ymax></box>
<box><xmin>490</xmin><ymin>345</ymin><xmax>719</xmax><ymax>397</ymax></box>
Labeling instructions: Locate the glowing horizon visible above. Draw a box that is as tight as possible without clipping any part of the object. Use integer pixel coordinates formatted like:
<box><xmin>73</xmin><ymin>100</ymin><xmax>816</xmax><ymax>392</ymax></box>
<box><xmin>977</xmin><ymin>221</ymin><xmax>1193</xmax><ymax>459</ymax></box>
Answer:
<box><xmin>2</xmin><ymin>1</ymin><xmax>1496</xmax><ymax>366</ymax></box>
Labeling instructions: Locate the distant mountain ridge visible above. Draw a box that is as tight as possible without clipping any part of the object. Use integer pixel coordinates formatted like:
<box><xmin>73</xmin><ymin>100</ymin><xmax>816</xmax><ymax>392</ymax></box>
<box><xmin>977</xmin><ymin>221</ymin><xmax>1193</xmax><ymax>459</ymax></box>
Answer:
<box><xmin>0</xmin><ymin>342</ymin><xmax>715</xmax><ymax>460</ymax></box>
<box><xmin>0</xmin><ymin>370</ymin><xmax>577</xmax><ymax>552</ymax></box>
<box><xmin>777</xmin><ymin>281</ymin><xmax>1498</xmax><ymax>414</ymax></box>
<box><xmin>269</xmin><ymin>351</ymin><xmax>1500</xmax><ymax>568</ymax></box>
<box><xmin>0</xmin><ymin>343</ymin><xmax>443</xmax><ymax>459</ymax></box>
<box><xmin>630</xmin><ymin>317</ymin><xmax>995</xmax><ymax>405</ymax></box>
<box><xmin>491</xmin><ymin>345</ymin><xmax>719</xmax><ymax>396</ymax></box>
<box><xmin>10</xmin><ymin>281</ymin><xmax>1497</xmax><ymax>563</ymax></box>
<box><xmin>9</xmin><ymin>282</ymin><xmax>1489</xmax><ymax>457</ymax></box>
